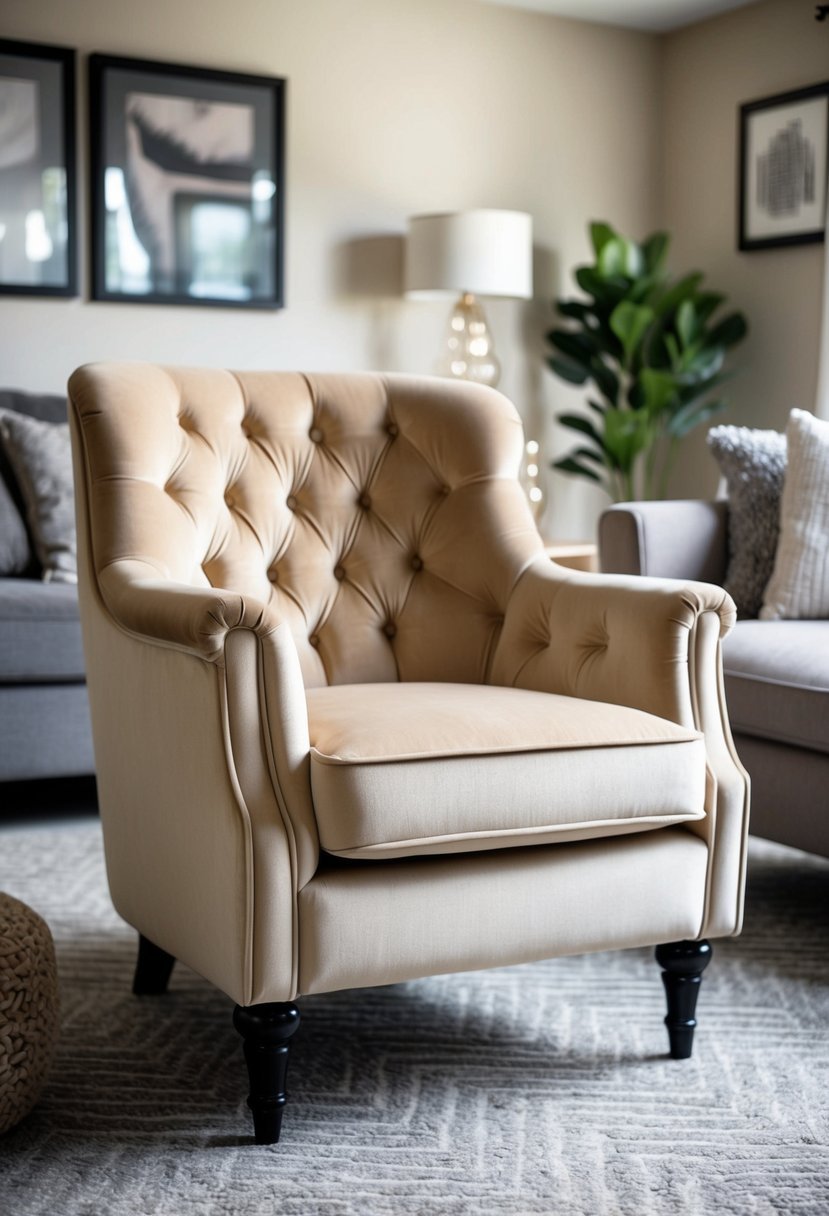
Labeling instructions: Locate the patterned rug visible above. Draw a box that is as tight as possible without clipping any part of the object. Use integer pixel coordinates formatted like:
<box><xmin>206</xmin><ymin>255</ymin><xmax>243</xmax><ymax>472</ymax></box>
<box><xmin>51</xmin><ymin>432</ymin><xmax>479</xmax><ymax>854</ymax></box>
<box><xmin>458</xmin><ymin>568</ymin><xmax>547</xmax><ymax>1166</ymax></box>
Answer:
<box><xmin>0</xmin><ymin>805</ymin><xmax>827</xmax><ymax>1216</ymax></box>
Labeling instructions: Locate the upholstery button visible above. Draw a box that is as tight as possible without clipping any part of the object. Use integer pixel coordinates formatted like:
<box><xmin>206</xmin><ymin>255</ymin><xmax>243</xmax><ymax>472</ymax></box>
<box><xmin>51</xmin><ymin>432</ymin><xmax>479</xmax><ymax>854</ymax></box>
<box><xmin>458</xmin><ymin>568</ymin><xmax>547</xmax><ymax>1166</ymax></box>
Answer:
<box><xmin>387</xmin><ymin>421</ymin><xmax>399</xmax><ymax>438</ymax></box>
<box><xmin>225</xmin><ymin>491</ymin><xmax>234</xmax><ymax>507</ymax></box>
<box><xmin>383</xmin><ymin>622</ymin><xmax>397</xmax><ymax>640</ymax></box>
<box><xmin>411</xmin><ymin>555</ymin><xmax>423</xmax><ymax>572</ymax></box>
<box><xmin>333</xmin><ymin>564</ymin><xmax>345</xmax><ymax>581</ymax></box>
<box><xmin>269</xmin><ymin>566</ymin><xmax>279</xmax><ymax>583</ymax></box>
<box><xmin>286</xmin><ymin>495</ymin><xmax>297</xmax><ymax>510</ymax></box>
<box><xmin>441</xmin><ymin>484</ymin><xmax>451</xmax><ymax>496</ymax></box>
<box><xmin>358</xmin><ymin>492</ymin><xmax>371</xmax><ymax>510</ymax></box>
<box><xmin>309</xmin><ymin>426</ymin><xmax>323</xmax><ymax>443</ymax></box>
<box><xmin>309</xmin><ymin>633</ymin><xmax>320</xmax><ymax>648</ymax></box>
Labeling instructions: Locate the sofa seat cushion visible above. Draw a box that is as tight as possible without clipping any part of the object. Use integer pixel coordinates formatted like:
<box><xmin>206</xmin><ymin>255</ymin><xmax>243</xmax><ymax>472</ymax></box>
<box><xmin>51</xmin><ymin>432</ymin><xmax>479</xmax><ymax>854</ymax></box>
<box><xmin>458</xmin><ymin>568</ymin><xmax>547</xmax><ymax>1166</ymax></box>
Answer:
<box><xmin>305</xmin><ymin>682</ymin><xmax>706</xmax><ymax>859</ymax></box>
<box><xmin>723</xmin><ymin>620</ymin><xmax>829</xmax><ymax>754</ymax></box>
<box><xmin>0</xmin><ymin>579</ymin><xmax>84</xmax><ymax>682</ymax></box>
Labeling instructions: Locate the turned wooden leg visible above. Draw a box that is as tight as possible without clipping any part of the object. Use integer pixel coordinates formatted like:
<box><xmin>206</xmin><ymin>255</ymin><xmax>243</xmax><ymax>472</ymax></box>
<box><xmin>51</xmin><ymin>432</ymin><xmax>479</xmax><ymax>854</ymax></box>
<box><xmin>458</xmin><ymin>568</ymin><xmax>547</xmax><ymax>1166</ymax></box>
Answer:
<box><xmin>655</xmin><ymin>939</ymin><xmax>712</xmax><ymax>1060</ymax></box>
<box><xmin>132</xmin><ymin>933</ymin><xmax>176</xmax><ymax>995</ymax></box>
<box><xmin>233</xmin><ymin>1002</ymin><xmax>301</xmax><ymax>1145</ymax></box>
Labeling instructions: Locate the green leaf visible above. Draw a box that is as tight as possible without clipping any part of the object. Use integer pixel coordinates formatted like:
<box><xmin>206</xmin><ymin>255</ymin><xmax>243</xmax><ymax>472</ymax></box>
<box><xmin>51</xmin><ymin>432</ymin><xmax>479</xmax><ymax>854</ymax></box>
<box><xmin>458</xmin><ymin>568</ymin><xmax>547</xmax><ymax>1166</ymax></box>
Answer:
<box><xmin>587</xmin><ymin>399</ymin><xmax>607</xmax><ymax>416</ymax></box>
<box><xmin>693</xmin><ymin>291</ymin><xmax>725</xmax><ymax>325</ymax></box>
<box><xmin>548</xmin><ymin>356</ymin><xmax>589</xmax><ymax>386</ymax></box>
<box><xmin>548</xmin><ymin>329</ymin><xmax>600</xmax><ymax>364</ymax></box>
<box><xmin>667</xmin><ymin>398</ymin><xmax>727</xmax><ymax>439</ymax></box>
<box><xmin>598</xmin><ymin>237</ymin><xmax>644</xmax><ymax>279</ymax></box>
<box><xmin>575</xmin><ymin>266</ymin><xmax>629</xmax><ymax>305</ymax></box>
<box><xmin>641</xmin><ymin>231</ymin><xmax>670</xmax><ymax>274</ymax></box>
<box><xmin>640</xmin><ymin>368</ymin><xmax>679</xmax><ymax>416</ymax></box>
<box><xmin>590</xmin><ymin>357</ymin><xmax>620</xmax><ymax>405</ymax></box>
<box><xmin>603</xmin><ymin>408</ymin><xmax>652</xmax><ymax>472</ymax></box>
<box><xmin>553</xmin><ymin>455</ymin><xmax>603</xmax><ymax>484</ymax></box>
<box><xmin>556</xmin><ymin>299</ymin><xmax>594</xmax><ymax>323</ymax></box>
<box><xmin>653</xmin><ymin>272</ymin><xmax>704</xmax><ymax>317</ymax></box>
<box><xmin>557</xmin><ymin>413</ymin><xmax>603</xmax><ymax>445</ymax></box>
<box><xmin>589</xmin><ymin>222</ymin><xmax>617</xmax><ymax>258</ymax></box>
<box><xmin>705</xmin><ymin>312</ymin><xmax>748</xmax><ymax>349</ymax></box>
<box><xmin>676</xmin><ymin>299</ymin><xmax>697</xmax><ymax>349</ymax></box>
<box><xmin>610</xmin><ymin>301</ymin><xmax>655</xmax><ymax>364</ymax></box>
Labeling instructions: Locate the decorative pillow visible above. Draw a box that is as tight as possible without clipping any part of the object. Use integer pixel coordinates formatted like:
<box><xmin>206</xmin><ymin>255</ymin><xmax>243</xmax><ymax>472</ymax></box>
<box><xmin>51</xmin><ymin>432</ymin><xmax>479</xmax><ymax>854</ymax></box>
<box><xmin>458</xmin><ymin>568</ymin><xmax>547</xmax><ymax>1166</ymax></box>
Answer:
<box><xmin>0</xmin><ymin>410</ymin><xmax>77</xmax><ymax>584</ymax></box>
<box><xmin>761</xmin><ymin>410</ymin><xmax>829</xmax><ymax>621</ymax></box>
<box><xmin>0</xmin><ymin>469</ymin><xmax>33</xmax><ymax>575</ymax></box>
<box><xmin>707</xmin><ymin>423</ymin><xmax>787</xmax><ymax>619</ymax></box>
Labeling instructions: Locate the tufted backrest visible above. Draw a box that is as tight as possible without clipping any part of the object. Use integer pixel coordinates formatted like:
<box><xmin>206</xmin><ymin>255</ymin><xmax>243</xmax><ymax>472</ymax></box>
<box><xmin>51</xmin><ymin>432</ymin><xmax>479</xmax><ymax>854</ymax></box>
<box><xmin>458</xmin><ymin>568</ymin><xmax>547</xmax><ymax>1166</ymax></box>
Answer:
<box><xmin>69</xmin><ymin>363</ymin><xmax>544</xmax><ymax>687</ymax></box>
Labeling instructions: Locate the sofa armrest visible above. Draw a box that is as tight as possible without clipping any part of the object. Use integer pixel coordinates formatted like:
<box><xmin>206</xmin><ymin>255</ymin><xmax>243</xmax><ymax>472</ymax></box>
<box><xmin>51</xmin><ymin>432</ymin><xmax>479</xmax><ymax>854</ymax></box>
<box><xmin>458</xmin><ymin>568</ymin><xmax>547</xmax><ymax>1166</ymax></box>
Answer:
<box><xmin>599</xmin><ymin>500</ymin><xmax>729</xmax><ymax>584</ymax></box>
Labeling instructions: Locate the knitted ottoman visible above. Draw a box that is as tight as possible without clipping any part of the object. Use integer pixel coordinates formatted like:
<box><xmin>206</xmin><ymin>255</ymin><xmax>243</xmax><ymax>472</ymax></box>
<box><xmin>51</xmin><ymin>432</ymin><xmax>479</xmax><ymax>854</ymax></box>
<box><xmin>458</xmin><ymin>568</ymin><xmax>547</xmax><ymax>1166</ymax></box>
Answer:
<box><xmin>0</xmin><ymin>893</ymin><xmax>59</xmax><ymax>1134</ymax></box>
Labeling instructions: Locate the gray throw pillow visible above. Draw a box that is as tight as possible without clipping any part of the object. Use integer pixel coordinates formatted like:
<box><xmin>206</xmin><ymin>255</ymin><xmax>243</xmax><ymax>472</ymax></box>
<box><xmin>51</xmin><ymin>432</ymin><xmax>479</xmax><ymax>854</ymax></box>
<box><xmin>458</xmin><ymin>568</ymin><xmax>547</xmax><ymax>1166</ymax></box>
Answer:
<box><xmin>707</xmin><ymin>423</ymin><xmax>787</xmax><ymax>619</ymax></box>
<box><xmin>0</xmin><ymin>469</ymin><xmax>33</xmax><ymax>575</ymax></box>
<box><xmin>0</xmin><ymin>410</ymin><xmax>77</xmax><ymax>584</ymax></box>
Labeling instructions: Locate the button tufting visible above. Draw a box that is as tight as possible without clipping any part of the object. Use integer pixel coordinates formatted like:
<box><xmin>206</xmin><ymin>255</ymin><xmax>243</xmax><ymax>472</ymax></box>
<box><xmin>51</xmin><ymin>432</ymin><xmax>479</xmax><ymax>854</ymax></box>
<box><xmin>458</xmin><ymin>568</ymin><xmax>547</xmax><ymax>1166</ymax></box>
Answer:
<box><xmin>383</xmin><ymin>622</ymin><xmax>397</xmax><ymax>640</ymax></box>
<box><xmin>333</xmin><ymin>565</ymin><xmax>345</xmax><ymax>581</ymax></box>
<box><xmin>411</xmin><ymin>555</ymin><xmax>423</xmax><ymax>572</ymax></box>
<box><xmin>309</xmin><ymin>633</ymin><xmax>320</xmax><ymax>648</ymax></box>
<box><xmin>309</xmin><ymin>426</ymin><xmax>323</xmax><ymax>444</ymax></box>
<box><xmin>358</xmin><ymin>492</ymin><xmax>372</xmax><ymax>510</ymax></box>
<box><xmin>225</xmin><ymin>491</ymin><xmax>234</xmax><ymax>508</ymax></box>
<box><xmin>269</xmin><ymin>566</ymin><xmax>279</xmax><ymax>583</ymax></box>
<box><xmin>387</xmin><ymin>421</ymin><xmax>399</xmax><ymax>438</ymax></box>
<box><xmin>286</xmin><ymin>495</ymin><xmax>297</xmax><ymax>510</ymax></box>
<box><xmin>441</xmin><ymin>484</ymin><xmax>451</xmax><ymax>496</ymax></box>
<box><xmin>241</xmin><ymin>420</ymin><xmax>252</xmax><ymax>437</ymax></box>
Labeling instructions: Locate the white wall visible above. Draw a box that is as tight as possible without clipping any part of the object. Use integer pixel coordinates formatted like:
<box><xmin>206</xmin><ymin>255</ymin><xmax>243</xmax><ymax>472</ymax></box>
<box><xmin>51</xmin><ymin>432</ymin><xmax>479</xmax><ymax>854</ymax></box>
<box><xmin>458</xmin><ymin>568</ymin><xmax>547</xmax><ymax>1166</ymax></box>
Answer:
<box><xmin>661</xmin><ymin>0</ymin><xmax>829</xmax><ymax>498</ymax></box>
<box><xmin>0</xmin><ymin>0</ymin><xmax>661</xmax><ymax>540</ymax></box>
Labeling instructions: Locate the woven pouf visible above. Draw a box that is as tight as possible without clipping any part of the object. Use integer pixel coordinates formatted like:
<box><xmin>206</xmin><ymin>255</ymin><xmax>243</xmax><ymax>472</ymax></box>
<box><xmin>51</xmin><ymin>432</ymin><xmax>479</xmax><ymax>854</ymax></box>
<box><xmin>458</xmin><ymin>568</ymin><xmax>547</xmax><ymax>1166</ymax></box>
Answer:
<box><xmin>0</xmin><ymin>893</ymin><xmax>59</xmax><ymax>1134</ymax></box>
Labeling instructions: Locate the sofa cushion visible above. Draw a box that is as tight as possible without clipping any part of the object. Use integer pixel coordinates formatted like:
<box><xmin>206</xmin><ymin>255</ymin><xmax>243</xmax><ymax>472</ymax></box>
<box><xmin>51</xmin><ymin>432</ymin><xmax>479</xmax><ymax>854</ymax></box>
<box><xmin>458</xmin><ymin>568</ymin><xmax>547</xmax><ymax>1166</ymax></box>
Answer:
<box><xmin>0</xmin><ymin>579</ymin><xmax>84</xmax><ymax>683</ymax></box>
<box><xmin>723</xmin><ymin>620</ymin><xmax>829</xmax><ymax>754</ymax></box>
<box><xmin>306</xmin><ymin>682</ymin><xmax>706</xmax><ymax>859</ymax></box>
<box><xmin>707</xmin><ymin>423</ymin><xmax>786</xmax><ymax>619</ymax></box>
<box><xmin>0</xmin><ymin>411</ymin><xmax>76</xmax><ymax>584</ymax></box>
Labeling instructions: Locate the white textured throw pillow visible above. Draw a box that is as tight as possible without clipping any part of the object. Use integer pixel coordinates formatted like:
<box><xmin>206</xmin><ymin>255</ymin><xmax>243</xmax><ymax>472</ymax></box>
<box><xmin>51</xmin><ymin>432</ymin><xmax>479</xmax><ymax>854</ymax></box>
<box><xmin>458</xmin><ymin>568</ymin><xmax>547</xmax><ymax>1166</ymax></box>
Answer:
<box><xmin>761</xmin><ymin>409</ymin><xmax>829</xmax><ymax>621</ymax></box>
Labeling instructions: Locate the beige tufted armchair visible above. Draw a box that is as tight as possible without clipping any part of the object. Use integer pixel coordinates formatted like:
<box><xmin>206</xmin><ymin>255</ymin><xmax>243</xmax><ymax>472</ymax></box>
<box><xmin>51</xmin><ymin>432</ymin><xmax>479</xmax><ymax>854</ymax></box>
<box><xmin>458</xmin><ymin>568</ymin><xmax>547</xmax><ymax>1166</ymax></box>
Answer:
<box><xmin>68</xmin><ymin>363</ymin><xmax>749</xmax><ymax>1145</ymax></box>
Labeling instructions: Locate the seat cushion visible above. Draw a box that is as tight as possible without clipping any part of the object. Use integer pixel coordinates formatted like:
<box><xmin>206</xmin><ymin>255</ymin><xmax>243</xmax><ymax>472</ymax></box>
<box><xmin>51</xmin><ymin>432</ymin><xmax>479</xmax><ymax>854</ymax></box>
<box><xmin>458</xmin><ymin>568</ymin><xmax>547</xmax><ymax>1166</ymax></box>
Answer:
<box><xmin>306</xmin><ymin>683</ymin><xmax>706</xmax><ymax>859</ymax></box>
<box><xmin>0</xmin><ymin>578</ymin><xmax>85</xmax><ymax>683</ymax></box>
<box><xmin>723</xmin><ymin>620</ymin><xmax>829</xmax><ymax>754</ymax></box>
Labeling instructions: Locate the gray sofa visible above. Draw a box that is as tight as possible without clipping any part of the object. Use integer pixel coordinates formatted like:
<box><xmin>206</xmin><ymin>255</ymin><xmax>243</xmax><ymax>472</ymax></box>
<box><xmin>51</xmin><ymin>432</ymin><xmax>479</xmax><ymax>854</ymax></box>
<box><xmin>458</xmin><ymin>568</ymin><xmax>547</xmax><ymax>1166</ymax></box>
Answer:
<box><xmin>0</xmin><ymin>390</ymin><xmax>93</xmax><ymax>781</ymax></box>
<box><xmin>600</xmin><ymin>500</ymin><xmax>828</xmax><ymax>859</ymax></box>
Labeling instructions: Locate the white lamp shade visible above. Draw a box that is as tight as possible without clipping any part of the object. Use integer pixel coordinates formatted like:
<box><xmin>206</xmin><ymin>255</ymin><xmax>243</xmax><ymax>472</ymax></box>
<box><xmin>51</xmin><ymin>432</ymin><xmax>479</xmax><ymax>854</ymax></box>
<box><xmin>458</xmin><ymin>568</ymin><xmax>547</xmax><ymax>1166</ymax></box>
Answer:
<box><xmin>405</xmin><ymin>209</ymin><xmax>532</xmax><ymax>300</ymax></box>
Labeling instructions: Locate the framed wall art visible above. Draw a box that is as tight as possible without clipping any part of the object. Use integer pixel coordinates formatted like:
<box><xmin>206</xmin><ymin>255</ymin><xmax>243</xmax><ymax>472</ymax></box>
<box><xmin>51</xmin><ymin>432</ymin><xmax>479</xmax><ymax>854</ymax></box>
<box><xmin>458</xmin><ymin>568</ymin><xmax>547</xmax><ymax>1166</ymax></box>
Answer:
<box><xmin>739</xmin><ymin>81</ymin><xmax>829</xmax><ymax>252</ymax></box>
<box><xmin>0</xmin><ymin>39</ymin><xmax>77</xmax><ymax>296</ymax></box>
<box><xmin>89</xmin><ymin>54</ymin><xmax>285</xmax><ymax>308</ymax></box>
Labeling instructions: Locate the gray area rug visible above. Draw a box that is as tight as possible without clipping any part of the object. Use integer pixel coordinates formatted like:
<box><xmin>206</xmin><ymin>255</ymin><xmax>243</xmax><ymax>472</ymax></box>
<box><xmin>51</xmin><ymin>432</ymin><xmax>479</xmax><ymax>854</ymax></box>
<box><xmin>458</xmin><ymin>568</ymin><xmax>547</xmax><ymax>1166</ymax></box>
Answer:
<box><xmin>0</xmin><ymin>811</ymin><xmax>827</xmax><ymax>1216</ymax></box>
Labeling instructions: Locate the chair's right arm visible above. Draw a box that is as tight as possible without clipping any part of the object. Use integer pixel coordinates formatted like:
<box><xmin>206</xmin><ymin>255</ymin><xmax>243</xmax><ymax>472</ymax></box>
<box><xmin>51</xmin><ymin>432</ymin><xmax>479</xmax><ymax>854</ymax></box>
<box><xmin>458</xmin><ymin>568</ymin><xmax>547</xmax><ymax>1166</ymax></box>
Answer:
<box><xmin>599</xmin><ymin>500</ymin><xmax>729</xmax><ymax>583</ymax></box>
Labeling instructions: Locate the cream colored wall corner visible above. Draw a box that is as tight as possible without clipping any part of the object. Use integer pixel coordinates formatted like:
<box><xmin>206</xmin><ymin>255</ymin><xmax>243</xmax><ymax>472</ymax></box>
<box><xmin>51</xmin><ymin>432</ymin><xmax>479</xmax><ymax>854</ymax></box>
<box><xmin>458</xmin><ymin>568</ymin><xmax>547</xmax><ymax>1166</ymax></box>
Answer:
<box><xmin>0</xmin><ymin>0</ymin><xmax>660</xmax><ymax>542</ymax></box>
<box><xmin>660</xmin><ymin>0</ymin><xmax>829</xmax><ymax>500</ymax></box>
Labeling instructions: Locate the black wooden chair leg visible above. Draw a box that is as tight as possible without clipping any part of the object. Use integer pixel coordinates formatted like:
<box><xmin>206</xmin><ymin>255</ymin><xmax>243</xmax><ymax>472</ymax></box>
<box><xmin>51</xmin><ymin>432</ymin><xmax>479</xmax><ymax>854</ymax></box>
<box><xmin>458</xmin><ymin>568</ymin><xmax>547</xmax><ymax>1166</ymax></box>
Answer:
<box><xmin>133</xmin><ymin>933</ymin><xmax>176</xmax><ymax>995</ymax></box>
<box><xmin>233</xmin><ymin>1002</ymin><xmax>301</xmax><ymax>1145</ymax></box>
<box><xmin>655</xmin><ymin>939</ymin><xmax>712</xmax><ymax>1059</ymax></box>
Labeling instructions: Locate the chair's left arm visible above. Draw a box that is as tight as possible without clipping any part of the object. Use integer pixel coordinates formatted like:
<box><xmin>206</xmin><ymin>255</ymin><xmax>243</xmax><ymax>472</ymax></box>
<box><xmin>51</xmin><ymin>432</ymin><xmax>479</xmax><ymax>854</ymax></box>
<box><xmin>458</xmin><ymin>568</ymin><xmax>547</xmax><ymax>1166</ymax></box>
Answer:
<box><xmin>491</xmin><ymin>558</ymin><xmax>749</xmax><ymax>938</ymax></box>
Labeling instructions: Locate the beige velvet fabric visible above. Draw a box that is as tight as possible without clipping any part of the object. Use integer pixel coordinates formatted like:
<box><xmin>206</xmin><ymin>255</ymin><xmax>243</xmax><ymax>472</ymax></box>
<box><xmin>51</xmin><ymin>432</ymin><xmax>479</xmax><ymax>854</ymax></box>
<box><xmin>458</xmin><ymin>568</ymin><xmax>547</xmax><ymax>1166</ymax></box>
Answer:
<box><xmin>298</xmin><ymin>828</ymin><xmax>709</xmax><ymax>995</ymax></box>
<box><xmin>69</xmin><ymin>363</ymin><xmax>749</xmax><ymax>1006</ymax></box>
<box><xmin>307</xmin><ymin>683</ymin><xmax>705</xmax><ymax>858</ymax></box>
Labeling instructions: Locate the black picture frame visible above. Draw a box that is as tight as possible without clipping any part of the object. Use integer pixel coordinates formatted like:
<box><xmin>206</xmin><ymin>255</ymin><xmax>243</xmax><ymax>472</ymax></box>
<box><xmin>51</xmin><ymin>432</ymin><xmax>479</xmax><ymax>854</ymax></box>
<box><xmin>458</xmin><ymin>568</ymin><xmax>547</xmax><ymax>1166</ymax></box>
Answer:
<box><xmin>89</xmin><ymin>53</ymin><xmax>285</xmax><ymax>308</ymax></box>
<box><xmin>739</xmin><ymin>81</ymin><xmax>829</xmax><ymax>252</ymax></box>
<box><xmin>0</xmin><ymin>38</ymin><xmax>77</xmax><ymax>297</ymax></box>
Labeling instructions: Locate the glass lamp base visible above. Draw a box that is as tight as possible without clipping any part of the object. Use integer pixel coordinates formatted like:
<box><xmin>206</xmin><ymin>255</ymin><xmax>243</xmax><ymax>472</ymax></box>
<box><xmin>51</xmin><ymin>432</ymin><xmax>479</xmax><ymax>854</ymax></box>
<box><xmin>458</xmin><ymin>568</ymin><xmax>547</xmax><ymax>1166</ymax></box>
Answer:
<box><xmin>440</xmin><ymin>292</ymin><xmax>501</xmax><ymax>388</ymax></box>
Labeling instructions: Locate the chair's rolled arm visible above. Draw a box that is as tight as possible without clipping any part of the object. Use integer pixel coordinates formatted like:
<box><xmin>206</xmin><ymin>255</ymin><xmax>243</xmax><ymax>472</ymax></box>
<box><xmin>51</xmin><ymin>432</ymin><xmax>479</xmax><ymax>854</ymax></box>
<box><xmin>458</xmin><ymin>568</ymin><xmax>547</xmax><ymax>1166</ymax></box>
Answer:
<box><xmin>97</xmin><ymin>558</ymin><xmax>284</xmax><ymax>664</ymax></box>
<box><xmin>599</xmin><ymin>500</ymin><xmax>729</xmax><ymax>584</ymax></box>
<box><xmin>491</xmin><ymin>558</ymin><xmax>735</xmax><ymax>728</ymax></box>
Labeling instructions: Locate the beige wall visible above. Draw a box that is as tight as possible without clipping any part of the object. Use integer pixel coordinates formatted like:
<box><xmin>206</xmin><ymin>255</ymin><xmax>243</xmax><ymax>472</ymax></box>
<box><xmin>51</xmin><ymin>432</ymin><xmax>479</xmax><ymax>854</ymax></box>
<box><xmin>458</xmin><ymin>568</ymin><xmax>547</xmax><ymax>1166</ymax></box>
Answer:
<box><xmin>0</xmin><ymin>0</ymin><xmax>661</xmax><ymax>540</ymax></box>
<box><xmin>661</xmin><ymin>0</ymin><xmax>828</xmax><ymax>499</ymax></box>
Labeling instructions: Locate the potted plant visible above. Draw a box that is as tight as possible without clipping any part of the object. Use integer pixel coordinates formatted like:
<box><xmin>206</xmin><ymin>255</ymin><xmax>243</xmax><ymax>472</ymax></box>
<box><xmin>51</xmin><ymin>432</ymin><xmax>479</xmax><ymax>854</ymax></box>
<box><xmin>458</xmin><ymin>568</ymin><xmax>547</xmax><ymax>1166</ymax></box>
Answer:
<box><xmin>547</xmin><ymin>222</ymin><xmax>747</xmax><ymax>500</ymax></box>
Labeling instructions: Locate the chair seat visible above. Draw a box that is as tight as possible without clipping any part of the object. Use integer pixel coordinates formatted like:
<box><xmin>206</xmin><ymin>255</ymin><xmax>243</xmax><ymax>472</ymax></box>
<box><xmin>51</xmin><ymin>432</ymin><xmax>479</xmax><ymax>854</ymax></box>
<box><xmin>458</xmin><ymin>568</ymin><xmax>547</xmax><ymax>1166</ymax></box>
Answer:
<box><xmin>306</xmin><ymin>683</ymin><xmax>706</xmax><ymax>859</ymax></box>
